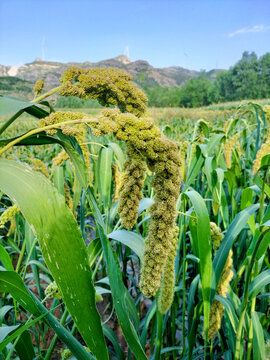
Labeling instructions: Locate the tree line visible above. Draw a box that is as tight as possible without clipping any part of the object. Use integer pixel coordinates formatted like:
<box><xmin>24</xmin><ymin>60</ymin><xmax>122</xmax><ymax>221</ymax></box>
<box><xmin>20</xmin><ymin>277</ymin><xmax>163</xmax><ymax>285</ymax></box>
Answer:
<box><xmin>145</xmin><ymin>51</ymin><xmax>270</xmax><ymax>107</ymax></box>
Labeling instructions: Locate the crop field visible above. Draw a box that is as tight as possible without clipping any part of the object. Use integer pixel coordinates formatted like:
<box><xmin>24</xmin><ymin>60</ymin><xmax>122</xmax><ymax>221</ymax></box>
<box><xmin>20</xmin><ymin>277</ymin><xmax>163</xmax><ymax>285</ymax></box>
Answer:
<box><xmin>0</xmin><ymin>68</ymin><xmax>269</xmax><ymax>360</ymax></box>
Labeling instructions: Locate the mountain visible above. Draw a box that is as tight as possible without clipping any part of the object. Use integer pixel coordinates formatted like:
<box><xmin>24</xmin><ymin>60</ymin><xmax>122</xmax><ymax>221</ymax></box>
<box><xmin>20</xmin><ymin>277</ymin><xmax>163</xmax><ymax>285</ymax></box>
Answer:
<box><xmin>0</xmin><ymin>55</ymin><xmax>223</xmax><ymax>96</ymax></box>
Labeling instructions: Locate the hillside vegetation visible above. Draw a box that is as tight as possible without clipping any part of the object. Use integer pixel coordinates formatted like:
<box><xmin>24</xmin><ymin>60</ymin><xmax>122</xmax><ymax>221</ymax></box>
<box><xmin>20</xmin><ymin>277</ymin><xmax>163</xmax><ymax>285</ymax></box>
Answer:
<box><xmin>1</xmin><ymin>51</ymin><xmax>269</xmax><ymax>109</ymax></box>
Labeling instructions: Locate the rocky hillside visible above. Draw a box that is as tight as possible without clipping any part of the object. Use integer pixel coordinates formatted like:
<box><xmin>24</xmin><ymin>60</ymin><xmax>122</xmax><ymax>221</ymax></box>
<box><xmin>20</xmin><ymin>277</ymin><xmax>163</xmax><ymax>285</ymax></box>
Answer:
<box><xmin>0</xmin><ymin>55</ymin><xmax>223</xmax><ymax>91</ymax></box>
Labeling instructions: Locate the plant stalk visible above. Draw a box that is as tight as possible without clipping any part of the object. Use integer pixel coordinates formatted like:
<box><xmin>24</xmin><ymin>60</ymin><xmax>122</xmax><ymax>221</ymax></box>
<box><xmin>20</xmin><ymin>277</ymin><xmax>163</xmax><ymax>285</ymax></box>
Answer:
<box><xmin>15</xmin><ymin>238</ymin><xmax>26</xmax><ymax>273</ymax></box>
<box><xmin>153</xmin><ymin>309</ymin><xmax>163</xmax><ymax>360</ymax></box>
<box><xmin>0</xmin><ymin>117</ymin><xmax>93</xmax><ymax>156</ymax></box>
<box><xmin>32</xmin><ymin>86</ymin><xmax>61</xmax><ymax>103</ymax></box>
<box><xmin>246</xmin><ymin>262</ymin><xmax>258</xmax><ymax>360</ymax></box>
<box><xmin>235</xmin><ymin>231</ymin><xmax>268</xmax><ymax>360</ymax></box>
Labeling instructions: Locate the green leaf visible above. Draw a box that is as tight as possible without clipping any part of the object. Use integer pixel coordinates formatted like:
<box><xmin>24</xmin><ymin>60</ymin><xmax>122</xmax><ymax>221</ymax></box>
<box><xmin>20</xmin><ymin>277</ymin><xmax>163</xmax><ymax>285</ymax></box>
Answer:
<box><xmin>140</xmin><ymin>301</ymin><xmax>156</xmax><ymax>348</ymax></box>
<box><xmin>94</xmin><ymin>286</ymin><xmax>111</xmax><ymax>295</ymax></box>
<box><xmin>102</xmin><ymin>324</ymin><xmax>125</xmax><ymax>360</ymax></box>
<box><xmin>98</xmin><ymin>225</ymin><xmax>148</xmax><ymax>360</ymax></box>
<box><xmin>204</xmin><ymin>156</ymin><xmax>214</xmax><ymax>190</ymax></box>
<box><xmin>56</xmin><ymin>133</ymin><xmax>90</xmax><ymax>189</ymax></box>
<box><xmin>249</xmin><ymin>269</ymin><xmax>270</xmax><ymax>300</ymax></box>
<box><xmin>15</xmin><ymin>331</ymin><xmax>36</xmax><ymax>360</ymax></box>
<box><xmin>0</xmin><ymin>96</ymin><xmax>34</xmax><ymax>117</ymax></box>
<box><xmin>187</xmin><ymin>274</ymin><xmax>200</xmax><ymax>331</ymax></box>
<box><xmin>254</xmin><ymin>174</ymin><xmax>270</xmax><ymax>198</ymax></box>
<box><xmin>0</xmin><ymin>95</ymin><xmax>49</xmax><ymax>118</ymax></box>
<box><xmin>25</xmin><ymin>221</ymin><xmax>42</xmax><ymax>297</ymax></box>
<box><xmin>256</xmin><ymin>230</ymin><xmax>270</xmax><ymax>260</ymax></box>
<box><xmin>187</xmin><ymin>301</ymin><xmax>203</xmax><ymax>360</ymax></box>
<box><xmin>0</xmin><ymin>133</ymin><xmax>59</xmax><ymax>147</ymax></box>
<box><xmin>0</xmin><ymin>96</ymin><xmax>49</xmax><ymax>135</ymax></box>
<box><xmin>0</xmin><ymin>325</ymin><xmax>19</xmax><ymax>343</ymax></box>
<box><xmin>52</xmin><ymin>165</ymin><xmax>65</xmax><ymax>196</ymax></box>
<box><xmin>0</xmin><ymin>271</ymin><xmax>39</xmax><ymax>315</ymax></box>
<box><xmin>204</xmin><ymin>133</ymin><xmax>225</xmax><ymax>157</ymax></box>
<box><xmin>98</xmin><ymin>147</ymin><xmax>113</xmax><ymax>212</ymax></box>
<box><xmin>251</xmin><ymin>312</ymin><xmax>265</xmax><ymax>360</ymax></box>
<box><xmin>138</xmin><ymin>198</ymin><xmax>154</xmax><ymax>215</ymax></box>
<box><xmin>0</xmin><ymin>244</ymin><xmax>13</xmax><ymax>271</ymax></box>
<box><xmin>108</xmin><ymin>142</ymin><xmax>125</xmax><ymax>170</ymax></box>
<box><xmin>212</xmin><ymin>204</ymin><xmax>260</xmax><ymax>298</ymax></box>
<box><xmin>0</xmin><ymin>271</ymin><xmax>93</xmax><ymax>359</ymax></box>
<box><xmin>0</xmin><ymin>159</ymin><xmax>108</xmax><ymax>360</ymax></box>
<box><xmin>87</xmin><ymin>238</ymin><xmax>102</xmax><ymax>268</ymax></box>
<box><xmin>185</xmin><ymin>147</ymin><xmax>204</xmax><ymax>188</ymax></box>
<box><xmin>215</xmin><ymin>295</ymin><xmax>238</xmax><ymax>333</ymax></box>
<box><xmin>0</xmin><ymin>312</ymin><xmax>50</xmax><ymax>352</ymax></box>
<box><xmin>0</xmin><ymin>305</ymin><xmax>13</xmax><ymax>323</ymax></box>
<box><xmin>108</xmin><ymin>230</ymin><xmax>144</xmax><ymax>261</ymax></box>
<box><xmin>183</xmin><ymin>190</ymin><xmax>211</xmax><ymax>339</ymax></box>
<box><xmin>241</xmin><ymin>188</ymin><xmax>255</xmax><ymax>234</ymax></box>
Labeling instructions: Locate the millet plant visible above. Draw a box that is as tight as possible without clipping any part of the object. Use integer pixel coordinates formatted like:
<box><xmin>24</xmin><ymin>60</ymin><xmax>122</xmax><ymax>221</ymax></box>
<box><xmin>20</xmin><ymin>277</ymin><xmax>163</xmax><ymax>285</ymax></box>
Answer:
<box><xmin>0</xmin><ymin>67</ymin><xmax>269</xmax><ymax>360</ymax></box>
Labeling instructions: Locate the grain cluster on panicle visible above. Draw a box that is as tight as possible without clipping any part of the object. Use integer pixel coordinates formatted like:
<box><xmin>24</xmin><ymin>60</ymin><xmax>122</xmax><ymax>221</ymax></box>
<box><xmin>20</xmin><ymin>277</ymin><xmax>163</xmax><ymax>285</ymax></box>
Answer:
<box><xmin>59</xmin><ymin>67</ymin><xmax>147</xmax><ymax>117</ymax></box>
<box><xmin>64</xmin><ymin>182</ymin><xmax>73</xmax><ymax>210</ymax></box>
<box><xmin>39</xmin><ymin>111</ymin><xmax>85</xmax><ymax>135</ymax></box>
<box><xmin>208</xmin><ymin>222</ymin><xmax>234</xmax><ymax>339</ymax></box>
<box><xmin>52</xmin><ymin>149</ymin><xmax>69</xmax><ymax>167</ymax></box>
<box><xmin>223</xmin><ymin>133</ymin><xmax>241</xmax><ymax>169</ymax></box>
<box><xmin>35</xmin><ymin>67</ymin><xmax>181</xmax><ymax>308</ymax></box>
<box><xmin>33</xmin><ymin>78</ymin><xmax>44</xmax><ymax>97</ymax></box>
<box><xmin>0</xmin><ymin>204</ymin><xmax>20</xmax><ymax>228</ymax></box>
<box><xmin>112</xmin><ymin>163</ymin><xmax>121</xmax><ymax>203</ymax></box>
<box><xmin>117</xmin><ymin>145</ymin><xmax>147</xmax><ymax>229</ymax></box>
<box><xmin>157</xmin><ymin>226</ymin><xmax>179</xmax><ymax>313</ymax></box>
<box><xmin>85</xmin><ymin>108</ymin><xmax>181</xmax><ymax>301</ymax></box>
<box><xmin>264</xmin><ymin>105</ymin><xmax>270</xmax><ymax>125</ymax></box>
<box><xmin>253</xmin><ymin>138</ymin><xmax>270</xmax><ymax>175</ymax></box>
<box><xmin>28</xmin><ymin>155</ymin><xmax>49</xmax><ymax>178</ymax></box>
<box><xmin>45</xmin><ymin>281</ymin><xmax>62</xmax><ymax>300</ymax></box>
<box><xmin>40</xmin><ymin>111</ymin><xmax>93</xmax><ymax>182</ymax></box>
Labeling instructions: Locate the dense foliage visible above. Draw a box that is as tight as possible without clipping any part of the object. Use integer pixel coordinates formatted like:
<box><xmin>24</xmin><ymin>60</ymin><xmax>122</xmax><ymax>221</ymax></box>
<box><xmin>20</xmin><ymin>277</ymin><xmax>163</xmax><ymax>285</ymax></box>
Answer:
<box><xmin>145</xmin><ymin>52</ymin><xmax>270</xmax><ymax>108</ymax></box>
<box><xmin>0</xmin><ymin>70</ymin><xmax>269</xmax><ymax>360</ymax></box>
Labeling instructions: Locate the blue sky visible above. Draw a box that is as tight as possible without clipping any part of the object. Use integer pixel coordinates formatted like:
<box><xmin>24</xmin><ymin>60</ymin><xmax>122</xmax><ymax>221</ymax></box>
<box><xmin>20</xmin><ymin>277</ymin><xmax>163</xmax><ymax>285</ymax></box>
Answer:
<box><xmin>0</xmin><ymin>0</ymin><xmax>270</xmax><ymax>70</ymax></box>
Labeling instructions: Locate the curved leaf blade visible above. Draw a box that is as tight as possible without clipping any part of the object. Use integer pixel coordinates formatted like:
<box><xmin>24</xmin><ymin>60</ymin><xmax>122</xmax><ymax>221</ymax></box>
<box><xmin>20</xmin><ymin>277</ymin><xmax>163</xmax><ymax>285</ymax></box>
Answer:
<box><xmin>0</xmin><ymin>159</ymin><xmax>108</xmax><ymax>360</ymax></box>
<box><xmin>108</xmin><ymin>229</ymin><xmax>144</xmax><ymax>261</ymax></box>
<box><xmin>183</xmin><ymin>190</ymin><xmax>211</xmax><ymax>338</ymax></box>
<box><xmin>212</xmin><ymin>204</ymin><xmax>260</xmax><ymax>298</ymax></box>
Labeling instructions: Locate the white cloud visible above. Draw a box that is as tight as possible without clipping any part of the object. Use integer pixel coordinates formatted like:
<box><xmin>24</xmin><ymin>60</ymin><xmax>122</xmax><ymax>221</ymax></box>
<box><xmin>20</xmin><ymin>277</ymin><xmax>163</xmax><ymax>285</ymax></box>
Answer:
<box><xmin>228</xmin><ymin>24</ymin><xmax>270</xmax><ymax>38</ymax></box>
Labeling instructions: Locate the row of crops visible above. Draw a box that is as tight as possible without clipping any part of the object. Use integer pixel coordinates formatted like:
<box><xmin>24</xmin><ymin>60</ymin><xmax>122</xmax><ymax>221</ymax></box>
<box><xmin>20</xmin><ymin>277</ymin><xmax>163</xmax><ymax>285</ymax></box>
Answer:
<box><xmin>0</xmin><ymin>69</ymin><xmax>269</xmax><ymax>360</ymax></box>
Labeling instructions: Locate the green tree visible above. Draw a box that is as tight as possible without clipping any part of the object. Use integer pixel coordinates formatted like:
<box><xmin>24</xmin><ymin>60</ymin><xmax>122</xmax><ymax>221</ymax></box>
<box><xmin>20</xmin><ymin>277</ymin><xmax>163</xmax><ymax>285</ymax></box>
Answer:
<box><xmin>179</xmin><ymin>75</ymin><xmax>213</xmax><ymax>107</ymax></box>
<box><xmin>232</xmin><ymin>51</ymin><xmax>259</xmax><ymax>99</ymax></box>
<box><xmin>213</xmin><ymin>51</ymin><xmax>270</xmax><ymax>102</ymax></box>
<box><xmin>145</xmin><ymin>86</ymin><xmax>182</xmax><ymax>107</ymax></box>
<box><xmin>258</xmin><ymin>53</ymin><xmax>270</xmax><ymax>98</ymax></box>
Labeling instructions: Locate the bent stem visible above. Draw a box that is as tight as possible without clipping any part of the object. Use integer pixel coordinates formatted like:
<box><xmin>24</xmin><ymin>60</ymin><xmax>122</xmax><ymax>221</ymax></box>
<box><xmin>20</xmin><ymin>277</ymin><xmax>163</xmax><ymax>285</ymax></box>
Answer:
<box><xmin>0</xmin><ymin>117</ymin><xmax>94</xmax><ymax>156</ymax></box>
<box><xmin>0</xmin><ymin>86</ymin><xmax>61</xmax><ymax>136</ymax></box>
<box><xmin>32</xmin><ymin>86</ymin><xmax>61</xmax><ymax>103</ymax></box>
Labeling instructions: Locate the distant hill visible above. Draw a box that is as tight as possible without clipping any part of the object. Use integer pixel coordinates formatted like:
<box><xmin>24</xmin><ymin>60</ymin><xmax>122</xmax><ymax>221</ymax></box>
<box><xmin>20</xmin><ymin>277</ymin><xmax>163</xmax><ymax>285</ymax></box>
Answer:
<box><xmin>0</xmin><ymin>76</ymin><xmax>34</xmax><ymax>99</ymax></box>
<box><xmin>0</xmin><ymin>55</ymin><xmax>224</xmax><ymax>96</ymax></box>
